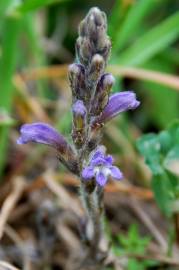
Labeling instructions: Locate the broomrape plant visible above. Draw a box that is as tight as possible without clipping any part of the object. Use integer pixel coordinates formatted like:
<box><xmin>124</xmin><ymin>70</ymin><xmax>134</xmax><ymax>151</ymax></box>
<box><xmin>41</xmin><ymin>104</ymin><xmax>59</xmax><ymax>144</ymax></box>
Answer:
<box><xmin>17</xmin><ymin>7</ymin><xmax>140</xmax><ymax>266</ymax></box>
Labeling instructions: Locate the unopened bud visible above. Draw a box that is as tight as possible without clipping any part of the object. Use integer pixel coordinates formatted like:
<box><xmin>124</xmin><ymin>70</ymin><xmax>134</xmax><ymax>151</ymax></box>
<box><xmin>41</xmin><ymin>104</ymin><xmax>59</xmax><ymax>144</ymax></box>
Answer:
<box><xmin>89</xmin><ymin>54</ymin><xmax>104</xmax><ymax>82</ymax></box>
<box><xmin>90</xmin><ymin>73</ymin><xmax>115</xmax><ymax>115</ymax></box>
<box><xmin>90</xmin><ymin>7</ymin><xmax>106</xmax><ymax>26</ymax></box>
<box><xmin>72</xmin><ymin>100</ymin><xmax>87</xmax><ymax>148</ymax></box>
<box><xmin>99</xmin><ymin>37</ymin><xmax>111</xmax><ymax>60</ymax></box>
<box><xmin>68</xmin><ymin>63</ymin><xmax>85</xmax><ymax>100</ymax></box>
<box><xmin>80</xmin><ymin>37</ymin><xmax>92</xmax><ymax>65</ymax></box>
<box><xmin>87</xmin><ymin>7</ymin><xmax>107</xmax><ymax>42</ymax></box>
<box><xmin>79</xmin><ymin>19</ymin><xmax>87</xmax><ymax>37</ymax></box>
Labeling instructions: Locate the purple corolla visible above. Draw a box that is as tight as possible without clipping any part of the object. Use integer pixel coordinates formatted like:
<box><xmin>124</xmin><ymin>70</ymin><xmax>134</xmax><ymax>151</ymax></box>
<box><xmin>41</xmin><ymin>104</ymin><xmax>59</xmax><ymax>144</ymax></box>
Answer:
<box><xmin>82</xmin><ymin>146</ymin><xmax>123</xmax><ymax>186</ymax></box>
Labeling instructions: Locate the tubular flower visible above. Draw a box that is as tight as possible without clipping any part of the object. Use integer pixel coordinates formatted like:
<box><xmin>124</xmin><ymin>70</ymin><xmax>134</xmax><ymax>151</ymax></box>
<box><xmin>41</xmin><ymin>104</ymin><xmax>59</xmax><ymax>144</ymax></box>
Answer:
<box><xmin>82</xmin><ymin>147</ymin><xmax>123</xmax><ymax>186</ymax></box>
<box><xmin>17</xmin><ymin>122</ymin><xmax>79</xmax><ymax>174</ymax></box>
<box><xmin>91</xmin><ymin>91</ymin><xmax>140</xmax><ymax>127</ymax></box>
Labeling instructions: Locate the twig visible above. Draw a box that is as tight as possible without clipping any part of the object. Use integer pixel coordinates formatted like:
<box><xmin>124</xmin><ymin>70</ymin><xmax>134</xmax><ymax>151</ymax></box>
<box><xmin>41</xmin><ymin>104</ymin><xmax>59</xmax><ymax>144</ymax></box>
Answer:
<box><xmin>130</xmin><ymin>197</ymin><xmax>168</xmax><ymax>251</ymax></box>
<box><xmin>126</xmin><ymin>252</ymin><xmax>179</xmax><ymax>266</ymax></box>
<box><xmin>23</xmin><ymin>173</ymin><xmax>153</xmax><ymax>200</ymax></box>
<box><xmin>4</xmin><ymin>225</ymin><xmax>31</xmax><ymax>270</ymax></box>
<box><xmin>108</xmin><ymin>65</ymin><xmax>179</xmax><ymax>91</ymax></box>
<box><xmin>0</xmin><ymin>261</ymin><xmax>20</xmax><ymax>270</ymax></box>
<box><xmin>42</xmin><ymin>170</ymin><xmax>83</xmax><ymax>217</ymax></box>
<box><xmin>0</xmin><ymin>177</ymin><xmax>25</xmax><ymax>239</ymax></box>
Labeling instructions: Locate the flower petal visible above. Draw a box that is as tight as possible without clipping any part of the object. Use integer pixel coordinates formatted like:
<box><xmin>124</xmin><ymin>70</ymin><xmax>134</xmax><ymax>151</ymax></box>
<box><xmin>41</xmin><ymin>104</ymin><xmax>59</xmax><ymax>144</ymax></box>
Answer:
<box><xmin>105</xmin><ymin>155</ymin><xmax>113</xmax><ymax>165</ymax></box>
<box><xmin>96</xmin><ymin>171</ymin><xmax>108</xmax><ymax>186</ymax></box>
<box><xmin>82</xmin><ymin>166</ymin><xmax>95</xmax><ymax>180</ymax></box>
<box><xmin>90</xmin><ymin>145</ymin><xmax>106</xmax><ymax>162</ymax></box>
<box><xmin>17</xmin><ymin>122</ymin><xmax>69</xmax><ymax>154</ymax></box>
<box><xmin>110</xmin><ymin>166</ymin><xmax>123</xmax><ymax>180</ymax></box>
<box><xmin>92</xmin><ymin>91</ymin><xmax>140</xmax><ymax>125</ymax></box>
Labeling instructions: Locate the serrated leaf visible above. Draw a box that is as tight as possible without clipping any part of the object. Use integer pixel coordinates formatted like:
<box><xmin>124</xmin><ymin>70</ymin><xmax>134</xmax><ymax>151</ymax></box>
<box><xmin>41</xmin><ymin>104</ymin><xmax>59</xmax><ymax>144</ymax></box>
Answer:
<box><xmin>115</xmin><ymin>12</ymin><xmax>179</xmax><ymax>66</ymax></box>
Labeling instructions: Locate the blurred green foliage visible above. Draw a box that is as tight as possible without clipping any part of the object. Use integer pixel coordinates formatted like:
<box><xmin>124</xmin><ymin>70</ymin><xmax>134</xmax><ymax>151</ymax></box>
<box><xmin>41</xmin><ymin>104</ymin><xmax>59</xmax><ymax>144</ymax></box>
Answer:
<box><xmin>113</xmin><ymin>224</ymin><xmax>156</xmax><ymax>270</ymax></box>
<box><xmin>137</xmin><ymin>121</ymin><xmax>179</xmax><ymax>216</ymax></box>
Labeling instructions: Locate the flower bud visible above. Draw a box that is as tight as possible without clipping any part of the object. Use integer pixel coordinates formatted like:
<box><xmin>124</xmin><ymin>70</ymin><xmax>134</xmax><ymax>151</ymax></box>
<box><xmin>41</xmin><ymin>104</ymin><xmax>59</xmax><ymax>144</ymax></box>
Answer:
<box><xmin>72</xmin><ymin>100</ymin><xmax>87</xmax><ymax>148</ymax></box>
<box><xmin>90</xmin><ymin>73</ymin><xmax>115</xmax><ymax>115</ymax></box>
<box><xmin>88</xmin><ymin>54</ymin><xmax>105</xmax><ymax>82</ymax></box>
<box><xmin>88</xmin><ymin>7</ymin><xmax>106</xmax><ymax>26</ymax></box>
<box><xmin>78</xmin><ymin>19</ymin><xmax>87</xmax><ymax>37</ymax></box>
<box><xmin>86</xmin><ymin>7</ymin><xmax>107</xmax><ymax>43</ymax></box>
<box><xmin>68</xmin><ymin>63</ymin><xmax>85</xmax><ymax>101</ymax></box>
<box><xmin>76</xmin><ymin>36</ymin><xmax>92</xmax><ymax>65</ymax></box>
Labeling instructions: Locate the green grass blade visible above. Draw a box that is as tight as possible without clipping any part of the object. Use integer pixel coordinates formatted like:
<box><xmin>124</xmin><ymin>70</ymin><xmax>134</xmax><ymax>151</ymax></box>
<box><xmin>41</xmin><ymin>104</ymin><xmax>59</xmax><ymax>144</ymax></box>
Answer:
<box><xmin>0</xmin><ymin>0</ymin><xmax>15</xmax><ymax>16</ymax></box>
<box><xmin>108</xmin><ymin>0</ymin><xmax>131</xmax><ymax>40</ymax></box>
<box><xmin>114</xmin><ymin>12</ymin><xmax>179</xmax><ymax>66</ymax></box>
<box><xmin>15</xmin><ymin>0</ymin><xmax>69</xmax><ymax>14</ymax></box>
<box><xmin>112</xmin><ymin>0</ymin><xmax>160</xmax><ymax>52</ymax></box>
<box><xmin>0</xmin><ymin>16</ymin><xmax>21</xmax><ymax>177</ymax></box>
<box><xmin>23</xmin><ymin>14</ymin><xmax>47</xmax><ymax>97</ymax></box>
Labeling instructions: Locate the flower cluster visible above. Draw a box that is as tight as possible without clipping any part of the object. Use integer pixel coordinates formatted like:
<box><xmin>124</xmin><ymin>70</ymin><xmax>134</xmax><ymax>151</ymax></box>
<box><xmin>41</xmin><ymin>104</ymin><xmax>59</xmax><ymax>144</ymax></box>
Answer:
<box><xmin>17</xmin><ymin>7</ymin><xmax>140</xmax><ymax>187</ymax></box>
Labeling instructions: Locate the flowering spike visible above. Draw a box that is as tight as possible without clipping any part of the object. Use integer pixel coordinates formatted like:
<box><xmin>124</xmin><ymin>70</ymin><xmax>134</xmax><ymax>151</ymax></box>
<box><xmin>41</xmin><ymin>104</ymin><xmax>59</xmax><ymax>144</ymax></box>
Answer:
<box><xmin>17</xmin><ymin>8</ymin><xmax>141</xmax><ymax>259</ymax></box>
<box><xmin>77</xmin><ymin>7</ymin><xmax>110</xmax><ymax>66</ymax></box>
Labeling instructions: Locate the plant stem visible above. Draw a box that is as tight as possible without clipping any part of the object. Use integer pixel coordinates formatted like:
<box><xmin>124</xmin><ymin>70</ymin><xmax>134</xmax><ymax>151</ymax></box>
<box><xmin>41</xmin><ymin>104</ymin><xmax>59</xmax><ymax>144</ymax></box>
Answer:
<box><xmin>80</xmin><ymin>181</ymin><xmax>105</xmax><ymax>258</ymax></box>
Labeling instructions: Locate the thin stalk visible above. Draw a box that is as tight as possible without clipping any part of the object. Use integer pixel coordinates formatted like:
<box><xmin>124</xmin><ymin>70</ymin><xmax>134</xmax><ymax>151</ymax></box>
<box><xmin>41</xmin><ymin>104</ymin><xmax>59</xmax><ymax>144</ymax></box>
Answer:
<box><xmin>0</xmin><ymin>15</ymin><xmax>21</xmax><ymax>177</ymax></box>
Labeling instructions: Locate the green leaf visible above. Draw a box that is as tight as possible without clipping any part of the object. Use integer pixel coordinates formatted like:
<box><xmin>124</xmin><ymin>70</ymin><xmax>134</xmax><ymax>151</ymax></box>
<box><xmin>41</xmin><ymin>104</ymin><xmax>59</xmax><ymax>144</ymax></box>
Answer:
<box><xmin>168</xmin><ymin>120</ymin><xmax>179</xmax><ymax>146</ymax></box>
<box><xmin>136</xmin><ymin>134</ymin><xmax>163</xmax><ymax>175</ymax></box>
<box><xmin>158</xmin><ymin>130</ymin><xmax>172</xmax><ymax>154</ymax></box>
<box><xmin>128</xmin><ymin>259</ymin><xmax>145</xmax><ymax>270</ymax></box>
<box><xmin>164</xmin><ymin>146</ymin><xmax>179</xmax><ymax>176</ymax></box>
<box><xmin>0</xmin><ymin>0</ymin><xmax>19</xmax><ymax>17</ymax></box>
<box><xmin>115</xmin><ymin>12</ymin><xmax>179</xmax><ymax>66</ymax></box>
<box><xmin>108</xmin><ymin>0</ymin><xmax>131</xmax><ymax>40</ymax></box>
<box><xmin>14</xmin><ymin>0</ymin><xmax>69</xmax><ymax>14</ymax></box>
<box><xmin>152</xmin><ymin>173</ymin><xmax>173</xmax><ymax>216</ymax></box>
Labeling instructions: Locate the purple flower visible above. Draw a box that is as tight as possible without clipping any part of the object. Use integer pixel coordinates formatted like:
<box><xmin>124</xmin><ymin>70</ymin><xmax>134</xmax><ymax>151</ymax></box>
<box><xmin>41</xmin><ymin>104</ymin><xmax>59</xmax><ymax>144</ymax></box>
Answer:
<box><xmin>82</xmin><ymin>146</ymin><xmax>123</xmax><ymax>186</ymax></box>
<box><xmin>17</xmin><ymin>122</ymin><xmax>80</xmax><ymax>174</ymax></box>
<box><xmin>91</xmin><ymin>91</ymin><xmax>140</xmax><ymax>126</ymax></box>
<box><xmin>17</xmin><ymin>122</ymin><xmax>76</xmax><ymax>157</ymax></box>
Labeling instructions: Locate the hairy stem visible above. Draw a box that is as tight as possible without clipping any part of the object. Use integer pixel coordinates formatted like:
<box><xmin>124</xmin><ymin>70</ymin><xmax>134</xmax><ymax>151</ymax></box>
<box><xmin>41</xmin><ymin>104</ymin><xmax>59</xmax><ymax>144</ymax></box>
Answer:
<box><xmin>80</xmin><ymin>181</ymin><xmax>105</xmax><ymax>258</ymax></box>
